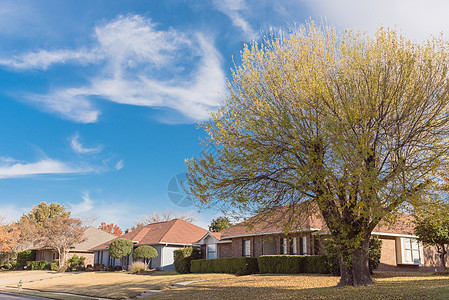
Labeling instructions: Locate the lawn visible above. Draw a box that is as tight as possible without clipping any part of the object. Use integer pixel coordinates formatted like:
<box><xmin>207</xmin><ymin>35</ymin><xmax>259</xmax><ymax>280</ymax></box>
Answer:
<box><xmin>5</xmin><ymin>271</ymin><xmax>449</xmax><ymax>299</ymax></box>
<box><xmin>11</xmin><ymin>271</ymin><xmax>233</xmax><ymax>299</ymax></box>
<box><xmin>150</xmin><ymin>273</ymin><xmax>449</xmax><ymax>300</ymax></box>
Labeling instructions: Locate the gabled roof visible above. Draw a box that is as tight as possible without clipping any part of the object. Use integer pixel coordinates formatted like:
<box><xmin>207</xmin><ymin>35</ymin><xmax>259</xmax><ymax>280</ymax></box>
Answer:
<box><xmin>90</xmin><ymin>219</ymin><xmax>209</xmax><ymax>251</ymax></box>
<box><xmin>215</xmin><ymin>209</ymin><xmax>413</xmax><ymax>240</ymax></box>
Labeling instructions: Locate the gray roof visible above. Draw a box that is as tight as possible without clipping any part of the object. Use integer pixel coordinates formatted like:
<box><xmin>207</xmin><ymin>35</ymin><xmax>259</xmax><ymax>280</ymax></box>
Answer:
<box><xmin>69</xmin><ymin>226</ymin><xmax>116</xmax><ymax>252</ymax></box>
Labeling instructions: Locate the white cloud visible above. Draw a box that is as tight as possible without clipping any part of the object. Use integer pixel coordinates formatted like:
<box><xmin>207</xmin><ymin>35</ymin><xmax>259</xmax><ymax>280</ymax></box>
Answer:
<box><xmin>0</xmin><ymin>49</ymin><xmax>101</xmax><ymax>70</ymax></box>
<box><xmin>213</xmin><ymin>0</ymin><xmax>258</xmax><ymax>40</ymax></box>
<box><xmin>114</xmin><ymin>160</ymin><xmax>124</xmax><ymax>170</ymax></box>
<box><xmin>0</xmin><ymin>158</ymin><xmax>93</xmax><ymax>179</ymax></box>
<box><xmin>70</xmin><ymin>191</ymin><xmax>95</xmax><ymax>216</ymax></box>
<box><xmin>1</xmin><ymin>15</ymin><xmax>226</xmax><ymax>123</ymax></box>
<box><xmin>306</xmin><ymin>0</ymin><xmax>449</xmax><ymax>41</ymax></box>
<box><xmin>71</xmin><ymin>132</ymin><xmax>103</xmax><ymax>154</ymax></box>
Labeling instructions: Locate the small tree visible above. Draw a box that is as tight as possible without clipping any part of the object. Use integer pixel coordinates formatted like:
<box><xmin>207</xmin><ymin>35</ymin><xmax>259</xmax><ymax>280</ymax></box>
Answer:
<box><xmin>414</xmin><ymin>209</ymin><xmax>449</xmax><ymax>270</ymax></box>
<box><xmin>132</xmin><ymin>246</ymin><xmax>158</xmax><ymax>268</ymax></box>
<box><xmin>209</xmin><ymin>216</ymin><xmax>232</xmax><ymax>232</ymax></box>
<box><xmin>99</xmin><ymin>222</ymin><xmax>123</xmax><ymax>236</ymax></box>
<box><xmin>109</xmin><ymin>239</ymin><xmax>133</xmax><ymax>269</ymax></box>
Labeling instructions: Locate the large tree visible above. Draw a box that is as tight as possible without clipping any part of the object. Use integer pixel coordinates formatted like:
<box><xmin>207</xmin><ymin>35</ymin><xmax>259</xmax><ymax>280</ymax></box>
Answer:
<box><xmin>186</xmin><ymin>24</ymin><xmax>449</xmax><ymax>287</ymax></box>
<box><xmin>20</xmin><ymin>202</ymin><xmax>70</xmax><ymax>224</ymax></box>
<box><xmin>39</xmin><ymin>217</ymin><xmax>84</xmax><ymax>266</ymax></box>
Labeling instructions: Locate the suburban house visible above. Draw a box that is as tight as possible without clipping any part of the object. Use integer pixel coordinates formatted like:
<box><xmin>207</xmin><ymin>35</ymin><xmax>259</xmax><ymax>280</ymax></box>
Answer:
<box><xmin>194</xmin><ymin>212</ymin><xmax>445</xmax><ymax>272</ymax></box>
<box><xmin>90</xmin><ymin>219</ymin><xmax>208</xmax><ymax>270</ymax></box>
<box><xmin>34</xmin><ymin>226</ymin><xmax>116</xmax><ymax>266</ymax></box>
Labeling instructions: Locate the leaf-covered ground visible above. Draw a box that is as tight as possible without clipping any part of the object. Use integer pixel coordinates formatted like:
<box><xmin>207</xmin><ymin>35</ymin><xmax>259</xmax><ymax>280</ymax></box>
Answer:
<box><xmin>150</xmin><ymin>273</ymin><xmax>449</xmax><ymax>300</ymax></box>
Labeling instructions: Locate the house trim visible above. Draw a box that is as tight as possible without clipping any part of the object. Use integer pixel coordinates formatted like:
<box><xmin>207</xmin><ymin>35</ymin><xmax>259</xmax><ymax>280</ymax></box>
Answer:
<box><xmin>222</xmin><ymin>228</ymin><xmax>320</xmax><ymax>239</ymax></box>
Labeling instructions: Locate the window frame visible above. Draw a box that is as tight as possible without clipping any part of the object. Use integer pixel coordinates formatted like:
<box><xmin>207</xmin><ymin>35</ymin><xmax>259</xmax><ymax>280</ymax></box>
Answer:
<box><xmin>206</xmin><ymin>243</ymin><xmax>217</xmax><ymax>259</ymax></box>
<box><xmin>243</xmin><ymin>239</ymin><xmax>251</xmax><ymax>257</ymax></box>
<box><xmin>400</xmin><ymin>237</ymin><xmax>423</xmax><ymax>265</ymax></box>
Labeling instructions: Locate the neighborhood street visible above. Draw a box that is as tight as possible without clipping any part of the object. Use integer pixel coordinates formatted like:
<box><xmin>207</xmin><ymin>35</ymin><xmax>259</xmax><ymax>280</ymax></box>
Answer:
<box><xmin>0</xmin><ymin>292</ymin><xmax>48</xmax><ymax>300</ymax></box>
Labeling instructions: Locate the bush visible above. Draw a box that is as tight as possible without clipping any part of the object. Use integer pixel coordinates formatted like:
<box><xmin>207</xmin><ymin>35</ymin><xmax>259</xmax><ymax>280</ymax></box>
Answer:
<box><xmin>106</xmin><ymin>265</ymin><xmax>114</xmax><ymax>272</ymax></box>
<box><xmin>173</xmin><ymin>247</ymin><xmax>201</xmax><ymax>274</ymax></box>
<box><xmin>323</xmin><ymin>236</ymin><xmax>383</xmax><ymax>275</ymax></box>
<box><xmin>49</xmin><ymin>262</ymin><xmax>59</xmax><ymax>271</ymax></box>
<box><xmin>26</xmin><ymin>261</ymin><xmax>48</xmax><ymax>270</ymax></box>
<box><xmin>68</xmin><ymin>254</ymin><xmax>86</xmax><ymax>271</ymax></box>
<box><xmin>129</xmin><ymin>261</ymin><xmax>146</xmax><ymax>273</ymax></box>
<box><xmin>109</xmin><ymin>239</ymin><xmax>133</xmax><ymax>268</ymax></box>
<box><xmin>191</xmin><ymin>257</ymin><xmax>259</xmax><ymax>275</ymax></box>
<box><xmin>258</xmin><ymin>255</ymin><xmax>329</xmax><ymax>274</ymax></box>
<box><xmin>114</xmin><ymin>265</ymin><xmax>123</xmax><ymax>271</ymax></box>
<box><xmin>16</xmin><ymin>250</ymin><xmax>36</xmax><ymax>269</ymax></box>
<box><xmin>93</xmin><ymin>263</ymin><xmax>105</xmax><ymax>271</ymax></box>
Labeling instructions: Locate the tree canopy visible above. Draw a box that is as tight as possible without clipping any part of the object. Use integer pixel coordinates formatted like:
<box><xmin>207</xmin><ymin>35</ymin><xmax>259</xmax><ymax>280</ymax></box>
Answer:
<box><xmin>186</xmin><ymin>23</ymin><xmax>449</xmax><ymax>287</ymax></box>
<box><xmin>20</xmin><ymin>202</ymin><xmax>70</xmax><ymax>224</ymax></box>
<box><xmin>132</xmin><ymin>245</ymin><xmax>158</xmax><ymax>260</ymax></box>
<box><xmin>99</xmin><ymin>222</ymin><xmax>123</xmax><ymax>236</ymax></box>
<box><xmin>109</xmin><ymin>238</ymin><xmax>133</xmax><ymax>268</ymax></box>
<box><xmin>209</xmin><ymin>216</ymin><xmax>232</xmax><ymax>232</ymax></box>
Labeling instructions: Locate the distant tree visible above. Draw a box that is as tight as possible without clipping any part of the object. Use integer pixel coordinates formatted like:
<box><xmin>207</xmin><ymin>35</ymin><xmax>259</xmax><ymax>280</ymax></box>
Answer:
<box><xmin>0</xmin><ymin>217</ymin><xmax>16</xmax><ymax>253</ymax></box>
<box><xmin>109</xmin><ymin>239</ymin><xmax>133</xmax><ymax>269</ymax></box>
<box><xmin>138</xmin><ymin>209</ymin><xmax>197</xmax><ymax>225</ymax></box>
<box><xmin>209</xmin><ymin>216</ymin><xmax>232</xmax><ymax>232</ymax></box>
<box><xmin>21</xmin><ymin>202</ymin><xmax>70</xmax><ymax>224</ymax></box>
<box><xmin>99</xmin><ymin>222</ymin><xmax>123</xmax><ymax>236</ymax></box>
<box><xmin>39</xmin><ymin>217</ymin><xmax>84</xmax><ymax>266</ymax></box>
<box><xmin>132</xmin><ymin>246</ymin><xmax>158</xmax><ymax>268</ymax></box>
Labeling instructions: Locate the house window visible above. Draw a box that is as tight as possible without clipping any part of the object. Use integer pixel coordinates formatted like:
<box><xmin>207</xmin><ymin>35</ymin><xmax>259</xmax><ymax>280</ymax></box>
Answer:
<box><xmin>302</xmin><ymin>236</ymin><xmax>307</xmax><ymax>255</ymax></box>
<box><xmin>281</xmin><ymin>237</ymin><xmax>288</xmax><ymax>254</ymax></box>
<box><xmin>207</xmin><ymin>244</ymin><xmax>217</xmax><ymax>259</ymax></box>
<box><xmin>243</xmin><ymin>240</ymin><xmax>251</xmax><ymax>257</ymax></box>
<box><xmin>402</xmin><ymin>238</ymin><xmax>423</xmax><ymax>264</ymax></box>
<box><xmin>52</xmin><ymin>252</ymin><xmax>59</xmax><ymax>261</ymax></box>
<box><xmin>290</xmin><ymin>237</ymin><xmax>297</xmax><ymax>255</ymax></box>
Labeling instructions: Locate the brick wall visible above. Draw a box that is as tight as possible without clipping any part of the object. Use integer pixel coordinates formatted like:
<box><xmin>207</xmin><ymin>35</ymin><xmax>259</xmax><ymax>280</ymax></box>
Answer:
<box><xmin>218</xmin><ymin>243</ymin><xmax>232</xmax><ymax>258</ymax></box>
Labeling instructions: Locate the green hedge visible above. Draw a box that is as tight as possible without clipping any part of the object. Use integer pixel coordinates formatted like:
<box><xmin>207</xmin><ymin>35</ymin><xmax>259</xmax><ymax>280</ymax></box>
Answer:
<box><xmin>191</xmin><ymin>257</ymin><xmax>259</xmax><ymax>275</ymax></box>
<box><xmin>16</xmin><ymin>250</ymin><xmax>36</xmax><ymax>269</ymax></box>
<box><xmin>258</xmin><ymin>255</ymin><xmax>329</xmax><ymax>274</ymax></box>
<box><xmin>26</xmin><ymin>261</ymin><xmax>48</xmax><ymax>270</ymax></box>
<box><xmin>173</xmin><ymin>247</ymin><xmax>201</xmax><ymax>274</ymax></box>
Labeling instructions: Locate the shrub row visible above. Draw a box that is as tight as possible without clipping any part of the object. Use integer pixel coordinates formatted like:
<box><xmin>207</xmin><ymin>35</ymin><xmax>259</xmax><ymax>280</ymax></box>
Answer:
<box><xmin>258</xmin><ymin>255</ymin><xmax>329</xmax><ymax>274</ymax></box>
<box><xmin>26</xmin><ymin>261</ymin><xmax>58</xmax><ymax>271</ymax></box>
<box><xmin>191</xmin><ymin>257</ymin><xmax>259</xmax><ymax>275</ymax></box>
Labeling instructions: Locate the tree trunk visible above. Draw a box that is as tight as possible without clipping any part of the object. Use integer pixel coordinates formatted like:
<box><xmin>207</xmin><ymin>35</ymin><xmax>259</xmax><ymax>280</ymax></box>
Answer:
<box><xmin>351</xmin><ymin>239</ymin><xmax>374</xmax><ymax>287</ymax></box>
<box><xmin>337</xmin><ymin>239</ymin><xmax>373</xmax><ymax>287</ymax></box>
<box><xmin>440</xmin><ymin>244</ymin><xmax>447</xmax><ymax>270</ymax></box>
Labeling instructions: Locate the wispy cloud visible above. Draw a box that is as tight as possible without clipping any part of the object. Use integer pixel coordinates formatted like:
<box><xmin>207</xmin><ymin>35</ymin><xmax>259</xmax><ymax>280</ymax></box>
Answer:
<box><xmin>213</xmin><ymin>0</ymin><xmax>258</xmax><ymax>40</ymax></box>
<box><xmin>114</xmin><ymin>160</ymin><xmax>124</xmax><ymax>170</ymax></box>
<box><xmin>71</xmin><ymin>132</ymin><xmax>103</xmax><ymax>154</ymax></box>
<box><xmin>0</xmin><ymin>158</ymin><xmax>92</xmax><ymax>179</ymax></box>
<box><xmin>1</xmin><ymin>15</ymin><xmax>226</xmax><ymax>123</ymax></box>
<box><xmin>0</xmin><ymin>49</ymin><xmax>101</xmax><ymax>70</ymax></box>
<box><xmin>70</xmin><ymin>191</ymin><xmax>95</xmax><ymax>216</ymax></box>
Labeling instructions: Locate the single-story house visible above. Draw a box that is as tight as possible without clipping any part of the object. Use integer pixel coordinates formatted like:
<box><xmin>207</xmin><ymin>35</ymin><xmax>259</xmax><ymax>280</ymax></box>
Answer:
<box><xmin>195</xmin><ymin>212</ymin><xmax>446</xmax><ymax>272</ymax></box>
<box><xmin>90</xmin><ymin>218</ymin><xmax>208</xmax><ymax>270</ymax></box>
<box><xmin>34</xmin><ymin>226</ymin><xmax>116</xmax><ymax>266</ymax></box>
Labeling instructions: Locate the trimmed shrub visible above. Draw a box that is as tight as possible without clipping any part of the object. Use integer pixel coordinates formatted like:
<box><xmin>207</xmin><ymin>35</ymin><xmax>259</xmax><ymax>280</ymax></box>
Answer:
<box><xmin>173</xmin><ymin>247</ymin><xmax>201</xmax><ymax>274</ymax></box>
<box><xmin>191</xmin><ymin>257</ymin><xmax>259</xmax><ymax>275</ymax></box>
<box><xmin>258</xmin><ymin>255</ymin><xmax>329</xmax><ymax>274</ymax></box>
<box><xmin>109</xmin><ymin>239</ymin><xmax>133</xmax><ymax>268</ymax></box>
<box><xmin>114</xmin><ymin>265</ymin><xmax>123</xmax><ymax>271</ymax></box>
<box><xmin>68</xmin><ymin>254</ymin><xmax>86</xmax><ymax>271</ymax></box>
<box><xmin>16</xmin><ymin>250</ymin><xmax>36</xmax><ymax>269</ymax></box>
<box><xmin>129</xmin><ymin>261</ymin><xmax>146</xmax><ymax>273</ymax></box>
<box><xmin>93</xmin><ymin>263</ymin><xmax>105</xmax><ymax>271</ymax></box>
<box><xmin>26</xmin><ymin>261</ymin><xmax>48</xmax><ymax>270</ymax></box>
<box><xmin>106</xmin><ymin>265</ymin><xmax>114</xmax><ymax>272</ymax></box>
<box><xmin>49</xmin><ymin>262</ymin><xmax>59</xmax><ymax>271</ymax></box>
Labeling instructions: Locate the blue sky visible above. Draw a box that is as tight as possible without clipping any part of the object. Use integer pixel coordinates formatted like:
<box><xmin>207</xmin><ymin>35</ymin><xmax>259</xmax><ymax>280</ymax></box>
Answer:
<box><xmin>1</xmin><ymin>0</ymin><xmax>448</xmax><ymax>230</ymax></box>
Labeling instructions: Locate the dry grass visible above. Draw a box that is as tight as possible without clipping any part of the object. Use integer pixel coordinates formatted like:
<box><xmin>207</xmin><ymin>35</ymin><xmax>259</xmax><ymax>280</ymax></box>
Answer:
<box><xmin>7</xmin><ymin>271</ymin><xmax>449</xmax><ymax>300</ymax></box>
<box><xmin>150</xmin><ymin>273</ymin><xmax>449</xmax><ymax>300</ymax></box>
<box><xmin>14</xmin><ymin>271</ymin><xmax>233</xmax><ymax>299</ymax></box>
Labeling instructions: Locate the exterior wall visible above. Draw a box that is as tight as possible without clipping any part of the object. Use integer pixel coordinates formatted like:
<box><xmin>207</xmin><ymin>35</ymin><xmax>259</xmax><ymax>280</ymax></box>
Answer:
<box><xmin>35</xmin><ymin>250</ymin><xmax>54</xmax><ymax>262</ymax></box>
<box><xmin>161</xmin><ymin>246</ymin><xmax>181</xmax><ymax>270</ymax></box>
<box><xmin>231</xmin><ymin>237</ymin><xmax>243</xmax><ymax>257</ymax></box>
<box><xmin>218</xmin><ymin>243</ymin><xmax>232</xmax><ymax>258</ymax></box>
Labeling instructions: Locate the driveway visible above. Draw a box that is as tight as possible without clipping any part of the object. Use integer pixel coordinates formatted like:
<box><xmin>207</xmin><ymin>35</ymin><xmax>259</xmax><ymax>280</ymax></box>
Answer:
<box><xmin>0</xmin><ymin>271</ymin><xmax>74</xmax><ymax>289</ymax></box>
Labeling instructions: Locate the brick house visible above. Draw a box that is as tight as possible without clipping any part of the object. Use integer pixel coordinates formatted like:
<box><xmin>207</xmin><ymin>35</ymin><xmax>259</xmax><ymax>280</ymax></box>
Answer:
<box><xmin>195</xmin><ymin>213</ymin><xmax>447</xmax><ymax>272</ymax></box>
<box><xmin>33</xmin><ymin>226</ymin><xmax>116</xmax><ymax>266</ymax></box>
<box><xmin>90</xmin><ymin>219</ymin><xmax>208</xmax><ymax>270</ymax></box>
